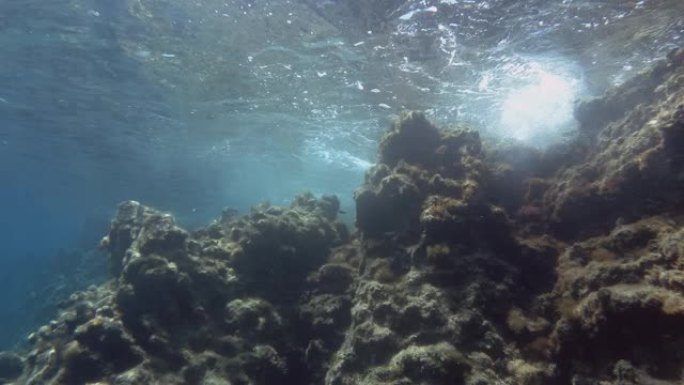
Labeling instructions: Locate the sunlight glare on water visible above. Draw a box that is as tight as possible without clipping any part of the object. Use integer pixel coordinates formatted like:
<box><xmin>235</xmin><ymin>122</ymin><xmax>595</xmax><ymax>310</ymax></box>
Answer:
<box><xmin>0</xmin><ymin>0</ymin><xmax>682</xmax><ymax>258</ymax></box>
<box><xmin>0</xmin><ymin>0</ymin><xmax>681</xmax><ymax>229</ymax></box>
<box><xmin>499</xmin><ymin>60</ymin><xmax>580</xmax><ymax>142</ymax></box>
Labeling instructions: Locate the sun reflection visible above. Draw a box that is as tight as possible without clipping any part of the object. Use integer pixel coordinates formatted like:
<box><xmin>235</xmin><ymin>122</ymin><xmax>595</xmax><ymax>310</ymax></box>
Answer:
<box><xmin>499</xmin><ymin>63</ymin><xmax>580</xmax><ymax>143</ymax></box>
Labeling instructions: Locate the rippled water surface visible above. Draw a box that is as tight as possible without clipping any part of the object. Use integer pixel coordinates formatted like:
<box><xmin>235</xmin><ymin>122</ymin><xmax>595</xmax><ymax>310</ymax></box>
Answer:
<box><xmin>0</xmin><ymin>0</ymin><xmax>683</xmax><ymax>347</ymax></box>
<box><xmin>2</xmin><ymin>0</ymin><xmax>683</xmax><ymax>210</ymax></box>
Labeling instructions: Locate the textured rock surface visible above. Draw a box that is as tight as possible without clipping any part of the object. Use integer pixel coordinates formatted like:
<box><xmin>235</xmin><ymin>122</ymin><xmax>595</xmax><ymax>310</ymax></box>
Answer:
<box><xmin>14</xmin><ymin>195</ymin><xmax>346</xmax><ymax>385</ymax></box>
<box><xmin>330</xmin><ymin>111</ymin><xmax>549</xmax><ymax>385</ymax></box>
<box><xmin>7</xmin><ymin>48</ymin><xmax>684</xmax><ymax>385</ymax></box>
<box><xmin>543</xmin><ymin>48</ymin><xmax>684</xmax><ymax>240</ymax></box>
<box><xmin>525</xmin><ymin>47</ymin><xmax>684</xmax><ymax>384</ymax></box>
<box><xmin>549</xmin><ymin>216</ymin><xmax>684</xmax><ymax>384</ymax></box>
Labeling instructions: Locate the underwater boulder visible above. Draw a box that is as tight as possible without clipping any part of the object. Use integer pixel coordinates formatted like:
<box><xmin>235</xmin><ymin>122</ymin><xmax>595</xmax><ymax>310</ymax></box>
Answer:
<box><xmin>355</xmin><ymin>170</ymin><xmax>422</xmax><ymax>237</ymax></box>
<box><xmin>419</xmin><ymin>195</ymin><xmax>513</xmax><ymax>251</ymax></box>
<box><xmin>388</xmin><ymin>342</ymin><xmax>468</xmax><ymax>384</ymax></box>
<box><xmin>291</xmin><ymin>192</ymin><xmax>341</xmax><ymax>221</ymax></box>
<box><xmin>355</xmin><ymin>111</ymin><xmax>491</xmax><ymax>244</ymax></box>
<box><xmin>227</xmin><ymin>193</ymin><xmax>347</xmax><ymax>302</ymax></box>
<box><xmin>379</xmin><ymin>111</ymin><xmax>442</xmax><ymax>168</ymax></box>
<box><xmin>309</xmin><ymin>262</ymin><xmax>356</xmax><ymax>295</ymax></box>
<box><xmin>101</xmin><ymin>201</ymin><xmax>188</xmax><ymax>275</ymax></box>
<box><xmin>224</xmin><ymin>298</ymin><xmax>283</xmax><ymax>341</ymax></box>
<box><xmin>73</xmin><ymin>316</ymin><xmax>143</xmax><ymax>372</ymax></box>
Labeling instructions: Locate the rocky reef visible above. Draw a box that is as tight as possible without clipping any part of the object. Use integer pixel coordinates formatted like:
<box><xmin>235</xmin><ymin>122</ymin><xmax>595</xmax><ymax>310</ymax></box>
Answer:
<box><xmin>544</xmin><ymin>48</ymin><xmax>684</xmax><ymax>240</ymax></box>
<box><xmin>2</xmin><ymin>48</ymin><xmax>684</xmax><ymax>385</ymax></box>
<box><xmin>6</xmin><ymin>194</ymin><xmax>351</xmax><ymax>385</ymax></box>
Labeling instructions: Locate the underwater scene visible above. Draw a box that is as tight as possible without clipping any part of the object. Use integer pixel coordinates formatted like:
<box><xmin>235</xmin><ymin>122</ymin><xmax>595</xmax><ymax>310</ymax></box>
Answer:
<box><xmin>1</xmin><ymin>0</ymin><xmax>684</xmax><ymax>384</ymax></box>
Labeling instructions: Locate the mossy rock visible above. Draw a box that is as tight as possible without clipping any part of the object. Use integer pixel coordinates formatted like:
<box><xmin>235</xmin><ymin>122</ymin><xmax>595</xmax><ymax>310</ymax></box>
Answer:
<box><xmin>389</xmin><ymin>342</ymin><xmax>468</xmax><ymax>384</ymax></box>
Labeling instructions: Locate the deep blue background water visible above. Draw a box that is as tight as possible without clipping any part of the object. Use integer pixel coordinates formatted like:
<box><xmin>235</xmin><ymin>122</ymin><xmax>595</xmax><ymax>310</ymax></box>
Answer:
<box><xmin>1</xmin><ymin>0</ymin><xmax>682</xmax><ymax>349</ymax></box>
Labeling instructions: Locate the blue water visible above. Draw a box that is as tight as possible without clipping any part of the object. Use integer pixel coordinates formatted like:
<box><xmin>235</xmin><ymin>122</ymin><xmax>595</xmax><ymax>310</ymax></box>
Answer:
<box><xmin>1</xmin><ymin>0</ymin><xmax>683</xmax><ymax>349</ymax></box>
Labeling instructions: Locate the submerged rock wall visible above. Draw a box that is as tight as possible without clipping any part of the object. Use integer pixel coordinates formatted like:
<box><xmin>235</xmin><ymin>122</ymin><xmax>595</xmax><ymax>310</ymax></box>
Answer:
<box><xmin>544</xmin><ymin>48</ymin><xmax>684</xmax><ymax>240</ymax></box>
<box><xmin>2</xmin><ymin>48</ymin><xmax>684</xmax><ymax>385</ymax></box>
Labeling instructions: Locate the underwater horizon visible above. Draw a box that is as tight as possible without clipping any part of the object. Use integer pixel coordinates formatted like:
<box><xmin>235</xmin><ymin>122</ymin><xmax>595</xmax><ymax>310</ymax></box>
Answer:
<box><xmin>1</xmin><ymin>1</ymin><xmax>684</xmax><ymax>384</ymax></box>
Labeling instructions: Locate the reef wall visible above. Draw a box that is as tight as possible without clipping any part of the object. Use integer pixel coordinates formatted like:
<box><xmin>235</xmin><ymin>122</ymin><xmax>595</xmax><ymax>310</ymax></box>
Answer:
<box><xmin>1</xmin><ymin>48</ymin><xmax>683</xmax><ymax>385</ymax></box>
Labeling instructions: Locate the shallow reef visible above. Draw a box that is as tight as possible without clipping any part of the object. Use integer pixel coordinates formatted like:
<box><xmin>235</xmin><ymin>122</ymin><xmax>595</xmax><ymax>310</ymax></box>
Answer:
<box><xmin>2</xmin><ymin>48</ymin><xmax>684</xmax><ymax>385</ymax></box>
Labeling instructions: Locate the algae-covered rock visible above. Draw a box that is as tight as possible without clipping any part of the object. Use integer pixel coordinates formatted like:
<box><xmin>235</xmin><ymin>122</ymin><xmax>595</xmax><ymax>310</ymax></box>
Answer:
<box><xmin>101</xmin><ymin>201</ymin><xmax>188</xmax><ymax>275</ymax></box>
<box><xmin>73</xmin><ymin>316</ymin><xmax>143</xmax><ymax>372</ymax></box>
<box><xmin>15</xmin><ymin>193</ymin><xmax>348</xmax><ymax>385</ymax></box>
<box><xmin>329</xmin><ymin>111</ymin><xmax>548</xmax><ymax>385</ymax></box>
<box><xmin>355</xmin><ymin>111</ymin><xmax>493</xmax><ymax>242</ymax></box>
<box><xmin>355</xmin><ymin>170</ymin><xmax>422</xmax><ymax>237</ymax></box>
<box><xmin>324</xmin><ymin>257</ymin><xmax>524</xmax><ymax>385</ymax></box>
<box><xmin>225</xmin><ymin>194</ymin><xmax>347</xmax><ymax>302</ymax></box>
<box><xmin>507</xmin><ymin>359</ymin><xmax>554</xmax><ymax>385</ymax></box>
<box><xmin>379</xmin><ymin>111</ymin><xmax>443</xmax><ymax>168</ymax></box>
<box><xmin>542</xmin><ymin>48</ymin><xmax>684</xmax><ymax>240</ymax></box>
<box><xmin>389</xmin><ymin>342</ymin><xmax>468</xmax><ymax>383</ymax></box>
<box><xmin>419</xmin><ymin>195</ymin><xmax>513</xmax><ymax>251</ymax></box>
<box><xmin>549</xmin><ymin>216</ymin><xmax>684</xmax><ymax>383</ymax></box>
<box><xmin>224</xmin><ymin>298</ymin><xmax>283</xmax><ymax>341</ymax></box>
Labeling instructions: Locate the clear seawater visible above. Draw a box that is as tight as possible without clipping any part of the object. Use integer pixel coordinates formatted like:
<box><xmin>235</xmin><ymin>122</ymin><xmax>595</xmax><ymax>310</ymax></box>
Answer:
<box><xmin>0</xmin><ymin>0</ymin><xmax>682</xmax><ymax>349</ymax></box>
